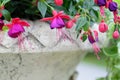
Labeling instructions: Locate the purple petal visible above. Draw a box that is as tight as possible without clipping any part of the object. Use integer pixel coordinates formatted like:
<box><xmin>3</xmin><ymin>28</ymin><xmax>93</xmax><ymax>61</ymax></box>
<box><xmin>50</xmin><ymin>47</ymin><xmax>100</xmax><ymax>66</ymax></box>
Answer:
<box><xmin>97</xmin><ymin>0</ymin><xmax>106</xmax><ymax>6</ymax></box>
<box><xmin>109</xmin><ymin>2</ymin><xmax>118</xmax><ymax>11</ymax></box>
<box><xmin>50</xmin><ymin>17</ymin><xmax>65</xmax><ymax>29</ymax></box>
<box><xmin>8</xmin><ymin>24</ymin><xmax>25</xmax><ymax>38</ymax></box>
<box><xmin>88</xmin><ymin>35</ymin><xmax>96</xmax><ymax>44</ymax></box>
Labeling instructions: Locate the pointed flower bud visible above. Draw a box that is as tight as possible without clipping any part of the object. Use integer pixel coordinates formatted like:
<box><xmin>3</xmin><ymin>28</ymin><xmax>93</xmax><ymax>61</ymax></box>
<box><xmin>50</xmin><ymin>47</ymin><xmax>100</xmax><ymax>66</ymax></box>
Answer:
<box><xmin>99</xmin><ymin>20</ymin><xmax>108</xmax><ymax>33</ymax></box>
<box><xmin>54</xmin><ymin>0</ymin><xmax>63</xmax><ymax>6</ymax></box>
<box><xmin>113</xmin><ymin>30</ymin><xmax>119</xmax><ymax>39</ymax></box>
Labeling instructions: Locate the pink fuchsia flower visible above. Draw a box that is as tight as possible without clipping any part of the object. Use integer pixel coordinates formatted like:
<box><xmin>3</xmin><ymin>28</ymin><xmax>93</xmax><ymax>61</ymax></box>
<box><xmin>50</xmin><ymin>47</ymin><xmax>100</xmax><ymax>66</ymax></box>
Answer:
<box><xmin>54</xmin><ymin>0</ymin><xmax>63</xmax><ymax>6</ymax></box>
<box><xmin>113</xmin><ymin>30</ymin><xmax>119</xmax><ymax>39</ymax></box>
<box><xmin>0</xmin><ymin>19</ymin><xmax>4</xmax><ymax>31</ymax></box>
<box><xmin>99</xmin><ymin>20</ymin><xmax>108</xmax><ymax>33</ymax></box>
<box><xmin>41</xmin><ymin>10</ymin><xmax>70</xmax><ymax>29</ymax></box>
<box><xmin>6</xmin><ymin>18</ymin><xmax>30</xmax><ymax>38</ymax></box>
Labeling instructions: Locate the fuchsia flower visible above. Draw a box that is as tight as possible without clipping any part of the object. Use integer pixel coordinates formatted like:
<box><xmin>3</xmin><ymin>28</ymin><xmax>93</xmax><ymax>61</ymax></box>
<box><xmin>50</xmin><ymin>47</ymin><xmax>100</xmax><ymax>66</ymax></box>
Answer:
<box><xmin>6</xmin><ymin>18</ymin><xmax>30</xmax><ymax>38</ymax></box>
<box><xmin>54</xmin><ymin>0</ymin><xmax>63</xmax><ymax>6</ymax></box>
<box><xmin>87</xmin><ymin>30</ymin><xmax>100</xmax><ymax>60</ymax></box>
<box><xmin>41</xmin><ymin>10</ymin><xmax>70</xmax><ymax>29</ymax></box>
<box><xmin>99</xmin><ymin>20</ymin><xmax>108</xmax><ymax>33</ymax></box>
<box><xmin>113</xmin><ymin>30</ymin><xmax>119</xmax><ymax>39</ymax></box>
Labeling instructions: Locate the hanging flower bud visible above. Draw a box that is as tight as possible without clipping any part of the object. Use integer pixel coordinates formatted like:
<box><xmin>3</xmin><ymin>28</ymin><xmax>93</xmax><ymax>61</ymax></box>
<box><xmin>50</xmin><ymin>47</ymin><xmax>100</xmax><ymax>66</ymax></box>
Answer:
<box><xmin>99</xmin><ymin>20</ymin><xmax>108</xmax><ymax>33</ymax></box>
<box><xmin>0</xmin><ymin>19</ymin><xmax>4</xmax><ymax>31</ymax></box>
<box><xmin>97</xmin><ymin>0</ymin><xmax>106</xmax><ymax>6</ymax></box>
<box><xmin>109</xmin><ymin>2</ymin><xmax>118</xmax><ymax>11</ymax></box>
<box><xmin>66</xmin><ymin>20</ymin><xmax>74</xmax><ymax>29</ymax></box>
<box><xmin>54</xmin><ymin>0</ymin><xmax>63</xmax><ymax>6</ymax></box>
<box><xmin>113</xmin><ymin>30</ymin><xmax>119</xmax><ymax>39</ymax></box>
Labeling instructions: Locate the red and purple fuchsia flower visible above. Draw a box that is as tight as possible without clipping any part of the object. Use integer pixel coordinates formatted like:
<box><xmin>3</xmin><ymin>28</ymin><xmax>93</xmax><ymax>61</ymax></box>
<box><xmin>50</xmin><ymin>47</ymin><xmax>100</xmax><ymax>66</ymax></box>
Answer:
<box><xmin>41</xmin><ymin>10</ymin><xmax>75</xmax><ymax>40</ymax></box>
<box><xmin>80</xmin><ymin>29</ymin><xmax>100</xmax><ymax>59</ymax></box>
<box><xmin>6</xmin><ymin>18</ymin><xmax>30</xmax><ymax>49</ymax></box>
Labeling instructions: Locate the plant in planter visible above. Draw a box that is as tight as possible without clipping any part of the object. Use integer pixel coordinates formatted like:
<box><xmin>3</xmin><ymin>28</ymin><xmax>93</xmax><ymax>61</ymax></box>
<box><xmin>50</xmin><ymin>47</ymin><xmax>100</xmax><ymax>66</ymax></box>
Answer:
<box><xmin>0</xmin><ymin>0</ymin><xmax>120</xmax><ymax>80</ymax></box>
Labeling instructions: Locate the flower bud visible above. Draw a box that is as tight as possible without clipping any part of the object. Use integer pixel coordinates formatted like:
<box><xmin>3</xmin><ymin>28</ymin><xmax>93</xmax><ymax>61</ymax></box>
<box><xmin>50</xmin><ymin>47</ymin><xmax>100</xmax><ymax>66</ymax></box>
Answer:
<box><xmin>54</xmin><ymin>0</ymin><xmax>63</xmax><ymax>6</ymax></box>
<box><xmin>113</xmin><ymin>30</ymin><xmax>119</xmax><ymax>39</ymax></box>
<box><xmin>66</xmin><ymin>20</ymin><xmax>74</xmax><ymax>29</ymax></box>
<box><xmin>99</xmin><ymin>20</ymin><xmax>108</xmax><ymax>33</ymax></box>
<box><xmin>109</xmin><ymin>2</ymin><xmax>118</xmax><ymax>11</ymax></box>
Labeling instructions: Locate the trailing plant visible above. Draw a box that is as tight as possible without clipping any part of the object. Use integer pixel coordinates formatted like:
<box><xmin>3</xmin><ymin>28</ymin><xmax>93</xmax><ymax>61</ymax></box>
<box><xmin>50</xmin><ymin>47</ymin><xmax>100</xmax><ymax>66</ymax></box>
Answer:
<box><xmin>0</xmin><ymin>0</ymin><xmax>120</xmax><ymax>80</ymax></box>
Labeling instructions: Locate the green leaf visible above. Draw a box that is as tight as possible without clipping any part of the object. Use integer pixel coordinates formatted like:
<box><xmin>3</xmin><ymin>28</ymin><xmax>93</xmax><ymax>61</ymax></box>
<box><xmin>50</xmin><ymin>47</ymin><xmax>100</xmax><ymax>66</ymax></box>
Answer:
<box><xmin>83</xmin><ymin>22</ymin><xmax>89</xmax><ymax>31</ymax></box>
<box><xmin>82</xmin><ymin>34</ymin><xmax>87</xmax><ymax>42</ymax></box>
<box><xmin>75</xmin><ymin>16</ymin><xmax>87</xmax><ymax>31</ymax></box>
<box><xmin>83</xmin><ymin>0</ymin><xmax>94</xmax><ymax>10</ymax></box>
<box><xmin>2</xmin><ymin>0</ymin><xmax>10</xmax><ymax>5</ymax></box>
<box><xmin>1</xmin><ymin>9</ymin><xmax>11</xmax><ymax>21</ymax></box>
<box><xmin>115</xmin><ymin>65</ymin><xmax>120</xmax><ymax>70</ymax></box>
<box><xmin>103</xmin><ymin>46</ymin><xmax>118</xmax><ymax>57</ymax></box>
<box><xmin>37</xmin><ymin>1</ymin><xmax>47</xmax><ymax>18</ymax></box>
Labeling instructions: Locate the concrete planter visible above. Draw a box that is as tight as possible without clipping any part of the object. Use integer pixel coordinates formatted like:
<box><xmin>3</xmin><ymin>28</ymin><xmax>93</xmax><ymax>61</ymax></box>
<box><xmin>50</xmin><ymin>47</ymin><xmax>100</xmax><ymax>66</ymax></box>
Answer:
<box><xmin>0</xmin><ymin>51</ymin><xmax>85</xmax><ymax>80</ymax></box>
<box><xmin>0</xmin><ymin>21</ymin><xmax>108</xmax><ymax>80</ymax></box>
<box><xmin>0</xmin><ymin>20</ymin><xmax>89</xmax><ymax>80</ymax></box>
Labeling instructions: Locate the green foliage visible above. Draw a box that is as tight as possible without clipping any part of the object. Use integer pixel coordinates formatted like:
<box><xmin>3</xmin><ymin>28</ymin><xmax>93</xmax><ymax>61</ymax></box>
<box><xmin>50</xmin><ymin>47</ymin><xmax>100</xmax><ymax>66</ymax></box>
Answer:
<box><xmin>1</xmin><ymin>9</ymin><xmax>11</xmax><ymax>21</ymax></box>
<box><xmin>37</xmin><ymin>1</ymin><xmax>47</xmax><ymax>18</ymax></box>
<box><xmin>75</xmin><ymin>16</ymin><xmax>87</xmax><ymax>32</ymax></box>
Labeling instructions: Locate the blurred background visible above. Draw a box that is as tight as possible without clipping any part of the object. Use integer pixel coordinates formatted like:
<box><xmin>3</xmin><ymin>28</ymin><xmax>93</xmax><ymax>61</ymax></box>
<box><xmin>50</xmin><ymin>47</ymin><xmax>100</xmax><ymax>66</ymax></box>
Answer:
<box><xmin>76</xmin><ymin>53</ymin><xmax>107</xmax><ymax>80</ymax></box>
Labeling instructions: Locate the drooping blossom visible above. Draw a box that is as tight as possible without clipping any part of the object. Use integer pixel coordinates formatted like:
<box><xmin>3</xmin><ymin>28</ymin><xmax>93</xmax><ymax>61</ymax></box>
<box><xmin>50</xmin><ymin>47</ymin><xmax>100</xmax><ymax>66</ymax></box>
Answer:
<box><xmin>113</xmin><ymin>30</ymin><xmax>119</xmax><ymax>39</ymax></box>
<box><xmin>41</xmin><ymin>10</ymin><xmax>74</xmax><ymax>41</ymax></box>
<box><xmin>6</xmin><ymin>18</ymin><xmax>30</xmax><ymax>49</ymax></box>
<box><xmin>54</xmin><ymin>0</ymin><xmax>63</xmax><ymax>6</ymax></box>
<box><xmin>6</xmin><ymin>18</ymin><xmax>30</xmax><ymax>38</ymax></box>
<box><xmin>109</xmin><ymin>2</ymin><xmax>118</xmax><ymax>11</ymax></box>
<box><xmin>99</xmin><ymin>20</ymin><xmax>108</xmax><ymax>33</ymax></box>
<box><xmin>87</xmin><ymin>30</ymin><xmax>101</xmax><ymax>60</ymax></box>
<box><xmin>95</xmin><ymin>0</ymin><xmax>106</xmax><ymax>17</ymax></box>
<box><xmin>41</xmin><ymin>10</ymin><xmax>70</xmax><ymax>29</ymax></box>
